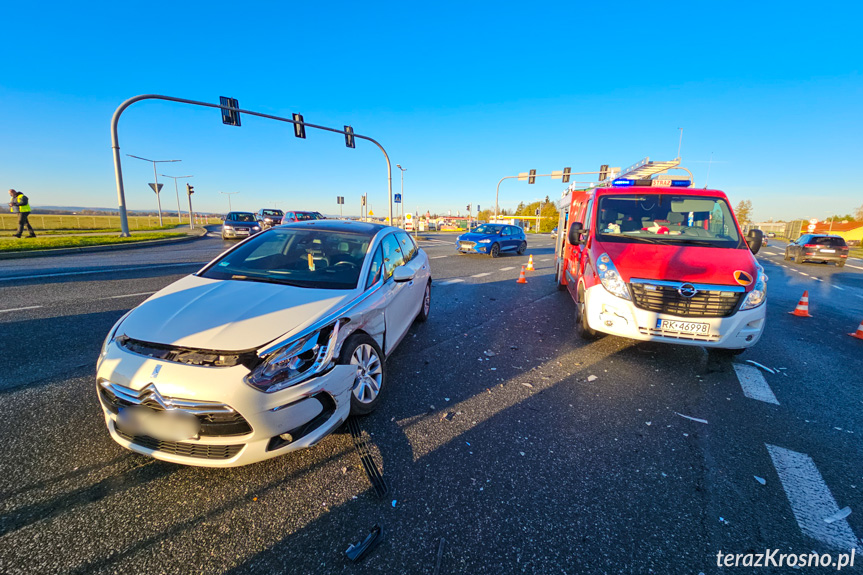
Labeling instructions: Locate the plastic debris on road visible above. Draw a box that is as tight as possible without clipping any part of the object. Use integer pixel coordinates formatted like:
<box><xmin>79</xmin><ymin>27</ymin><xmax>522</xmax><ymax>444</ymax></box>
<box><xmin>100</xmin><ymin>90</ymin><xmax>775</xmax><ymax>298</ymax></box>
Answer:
<box><xmin>434</xmin><ymin>538</ymin><xmax>446</xmax><ymax>575</ymax></box>
<box><xmin>823</xmin><ymin>507</ymin><xmax>852</xmax><ymax>524</ymax></box>
<box><xmin>745</xmin><ymin>360</ymin><xmax>776</xmax><ymax>374</ymax></box>
<box><xmin>754</xmin><ymin>476</ymin><xmax>766</xmax><ymax>485</ymax></box>
<box><xmin>345</xmin><ymin>524</ymin><xmax>385</xmax><ymax>563</ymax></box>
<box><xmin>520</xmin><ymin>382</ymin><xmax>533</xmax><ymax>388</ymax></box>
<box><xmin>675</xmin><ymin>412</ymin><xmax>708</xmax><ymax>424</ymax></box>
<box><xmin>483</xmin><ymin>350</ymin><xmax>496</xmax><ymax>357</ymax></box>
<box><xmin>587</xmin><ymin>375</ymin><xmax>598</xmax><ymax>382</ymax></box>
<box><xmin>391</xmin><ymin>500</ymin><xmax>397</xmax><ymax>508</ymax></box>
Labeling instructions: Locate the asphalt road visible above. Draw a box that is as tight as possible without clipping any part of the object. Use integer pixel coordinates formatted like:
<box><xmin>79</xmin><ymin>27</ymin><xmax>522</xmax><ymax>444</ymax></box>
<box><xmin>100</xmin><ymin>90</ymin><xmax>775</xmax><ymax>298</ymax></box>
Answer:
<box><xmin>0</xmin><ymin>231</ymin><xmax>861</xmax><ymax>574</ymax></box>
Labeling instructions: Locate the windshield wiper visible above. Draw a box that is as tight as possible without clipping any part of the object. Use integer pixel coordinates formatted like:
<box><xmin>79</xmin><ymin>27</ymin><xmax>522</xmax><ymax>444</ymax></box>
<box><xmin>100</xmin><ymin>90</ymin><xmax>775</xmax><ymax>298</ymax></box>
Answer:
<box><xmin>229</xmin><ymin>275</ymin><xmax>306</xmax><ymax>287</ymax></box>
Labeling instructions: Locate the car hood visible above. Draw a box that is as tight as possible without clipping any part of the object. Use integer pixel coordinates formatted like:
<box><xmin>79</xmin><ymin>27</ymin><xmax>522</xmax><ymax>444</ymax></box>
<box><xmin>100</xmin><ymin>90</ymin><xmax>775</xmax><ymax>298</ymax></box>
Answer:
<box><xmin>457</xmin><ymin>232</ymin><xmax>499</xmax><ymax>242</ymax></box>
<box><xmin>120</xmin><ymin>274</ymin><xmax>355</xmax><ymax>351</ymax></box>
<box><xmin>598</xmin><ymin>241</ymin><xmax>758</xmax><ymax>288</ymax></box>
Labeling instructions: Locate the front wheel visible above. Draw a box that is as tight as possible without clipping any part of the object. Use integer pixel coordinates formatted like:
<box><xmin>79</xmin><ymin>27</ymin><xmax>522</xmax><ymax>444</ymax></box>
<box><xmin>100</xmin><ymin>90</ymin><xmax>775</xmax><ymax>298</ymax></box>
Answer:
<box><xmin>837</xmin><ymin>261</ymin><xmax>846</xmax><ymax>268</ymax></box>
<box><xmin>517</xmin><ymin>241</ymin><xmax>527</xmax><ymax>255</ymax></box>
<box><xmin>490</xmin><ymin>243</ymin><xmax>500</xmax><ymax>258</ymax></box>
<box><xmin>575</xmin><ymin>287</ymin><xmax>600</xmax><ymax>340</ymax></box>
<box><xmin>339</xmin><ymin>334</ymin><xmax>387</xmax><ymax>416</ymax></box>
<box><xmin>416</xmin><ymin>281</ymin><xmax>431</xmax><ymax>322</ymax></box>
<box><xmin>784</xmin><ymin>250</ymin><xmax>790</xmax><ymax>261</ymax></box>
<box><xmin>554</xmin><ymin>260</ymin><xmax>566</xmax><ymax>291</ymax></box>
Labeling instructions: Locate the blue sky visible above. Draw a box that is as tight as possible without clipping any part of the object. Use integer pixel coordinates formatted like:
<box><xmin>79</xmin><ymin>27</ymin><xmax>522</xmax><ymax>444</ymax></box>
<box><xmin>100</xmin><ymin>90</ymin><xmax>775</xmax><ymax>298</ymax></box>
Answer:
<box><xmin>3</xmin><ymin>1</ymin><xmax>861</xmax><ymax>223</ymax></box>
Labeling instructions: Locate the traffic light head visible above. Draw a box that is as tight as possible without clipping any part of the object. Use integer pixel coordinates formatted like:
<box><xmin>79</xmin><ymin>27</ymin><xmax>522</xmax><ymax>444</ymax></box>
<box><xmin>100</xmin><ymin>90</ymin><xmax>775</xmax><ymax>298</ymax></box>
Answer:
<box><xmin>186</xmin><ymin>183</ymin><xmax>195</xmax><ymax>195</ymax></box>
<box><xmin>528</xmin><ymin>169</ymin><xmax>536</xmax><ymax>184</ymax></box>
<box><xmin>344</xmin><ymin>125</ymin><xmax>355</xmax><ymax>148</ymax></box>
<box><xmin>293</xmin><ymin>113</ymin><xmax>306</xmax><ymax>139</ymax></box>
<box><xmin>562</xmin><ymin>167</ymin><xmax>571</xmax><ymax>183</ymax></box>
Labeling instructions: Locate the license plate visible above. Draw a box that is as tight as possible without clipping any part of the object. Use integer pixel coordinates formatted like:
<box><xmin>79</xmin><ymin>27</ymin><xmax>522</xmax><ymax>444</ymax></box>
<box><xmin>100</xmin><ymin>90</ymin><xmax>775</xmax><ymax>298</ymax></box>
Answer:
<box><xmin>656</xmin><ymin>319</ymin><xmax>710</xmax><ymax>335</ymax></box>
<box><xmin>116</xmin><ymin>406</ymin><xmax>200</xmax><ymax>442</ymax></box>
<box><xmin>821</xmin><ymin>249</ymin><xmax>835</xmax><ymax>253</ymax></box>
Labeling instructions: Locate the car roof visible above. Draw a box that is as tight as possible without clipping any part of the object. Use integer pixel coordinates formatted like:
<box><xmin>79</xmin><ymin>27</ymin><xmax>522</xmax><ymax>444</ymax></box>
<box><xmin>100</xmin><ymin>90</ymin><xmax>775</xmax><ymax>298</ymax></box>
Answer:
<box><xmin>278</xmin><ymin>219</ymin><xmax>389</xmax><ymax>235</ymax></box>
<box><xmin>227</xmin><ymin>212</ymin><xmax>254</xmax><ymax>217</ymax></box>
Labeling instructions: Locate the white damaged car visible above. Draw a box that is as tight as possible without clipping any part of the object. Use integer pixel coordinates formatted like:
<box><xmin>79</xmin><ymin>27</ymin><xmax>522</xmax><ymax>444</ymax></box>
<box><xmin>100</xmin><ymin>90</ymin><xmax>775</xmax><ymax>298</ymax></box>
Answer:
<box><xmin>96</xmin><ymin>220</ymin><xmax>431</xmax><ymax>467</ymax></box>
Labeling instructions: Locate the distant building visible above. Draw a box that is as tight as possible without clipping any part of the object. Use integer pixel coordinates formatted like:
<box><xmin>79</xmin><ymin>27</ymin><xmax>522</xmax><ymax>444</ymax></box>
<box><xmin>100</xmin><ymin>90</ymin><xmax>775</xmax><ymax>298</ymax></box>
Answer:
<box><xmin>810</xmin><ymin>221</ymin><xmax>863</xmax><ymax>245</ymax></box>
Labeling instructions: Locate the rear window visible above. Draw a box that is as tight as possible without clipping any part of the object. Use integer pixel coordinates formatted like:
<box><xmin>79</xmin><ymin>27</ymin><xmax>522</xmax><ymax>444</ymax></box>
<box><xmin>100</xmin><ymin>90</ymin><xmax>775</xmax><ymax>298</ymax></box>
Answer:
<box><xmin>810</xmin><ymin>236</ymin><xmax>847</xmax><ymax>247</ymax></box>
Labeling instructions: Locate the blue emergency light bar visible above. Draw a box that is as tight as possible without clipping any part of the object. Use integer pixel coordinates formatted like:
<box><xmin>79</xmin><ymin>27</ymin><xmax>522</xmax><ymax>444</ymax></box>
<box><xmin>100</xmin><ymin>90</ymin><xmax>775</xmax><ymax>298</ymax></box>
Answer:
<box><xmin>671</xmin><ymin>179</ymin><xmax>692</xmax><ymax>187</ymax></box>
<box><xmin>612</xmin><ymin>178</ymin><xmax>634</xmax><ymax>187</ymax></box>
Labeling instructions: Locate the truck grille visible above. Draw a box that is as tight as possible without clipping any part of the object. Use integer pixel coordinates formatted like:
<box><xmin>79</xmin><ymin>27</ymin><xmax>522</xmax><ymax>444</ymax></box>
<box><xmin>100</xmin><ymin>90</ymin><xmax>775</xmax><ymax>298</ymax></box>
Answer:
<box><xmin>115</xmin><ymin>428</ymin><xmax>244</xmax><ymax>460</ymax></box>
<box><xmin>629</xmin><ymin>280</ymin><xmax>743</xmax><ymax>318</ymax></box>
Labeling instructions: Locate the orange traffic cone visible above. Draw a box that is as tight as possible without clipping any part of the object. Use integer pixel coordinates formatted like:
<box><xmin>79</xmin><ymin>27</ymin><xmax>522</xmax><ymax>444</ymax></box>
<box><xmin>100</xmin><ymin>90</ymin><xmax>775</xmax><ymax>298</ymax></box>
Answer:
<box><xmin>789</xmin><ymin>290</ymin><xmax>812</xmax><ymax>317</ymax></box>
<box><xmin>517</xmin><ymin>265</ymin><xmax>528</xmax><ymax>284</ymax></box>
<box><xmin>526</xmin><ymin>255</ymin><xmax>535</xmax><ymax>271</ymax></box>
<box><xmin>849</xmin><ymin>320</ymin><xmax>863</xmax><ymax>340</ymax></box>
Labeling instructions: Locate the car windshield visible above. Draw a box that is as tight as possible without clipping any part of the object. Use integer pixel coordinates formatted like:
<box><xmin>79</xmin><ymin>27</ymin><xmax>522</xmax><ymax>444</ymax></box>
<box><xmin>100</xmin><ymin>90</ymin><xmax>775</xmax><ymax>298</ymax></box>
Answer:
<box><xmin>200</xmin><ymin>228</ymin><xmax>372</xmax><ymax>289</ymax></box>
<box><xmin>261</xmin><ymin>209</ymin><xmax>283</xmax><ymax>217</ymax></box>
<box><xmin>228</xmin><ymin>213</ymin><xmax>256</xmax><ymax>223</ymax></box>
<box><xmin>473</xmin><ymin>224</ymin><xmax>503</xmax><ymax>234</ymax></box>
<box><xmin>595</xmin><ymin>194</ymin><xmax>743</xmax><ymax>248</ymax></box>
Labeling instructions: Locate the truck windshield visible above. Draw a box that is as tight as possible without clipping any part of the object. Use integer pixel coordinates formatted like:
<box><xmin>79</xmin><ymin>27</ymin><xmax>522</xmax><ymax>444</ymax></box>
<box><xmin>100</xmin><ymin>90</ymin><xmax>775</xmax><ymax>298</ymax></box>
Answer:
<box><xmin>595</xmin><ymin>194</ymin><xmax>743</xmax><ymax>248</ymax></box>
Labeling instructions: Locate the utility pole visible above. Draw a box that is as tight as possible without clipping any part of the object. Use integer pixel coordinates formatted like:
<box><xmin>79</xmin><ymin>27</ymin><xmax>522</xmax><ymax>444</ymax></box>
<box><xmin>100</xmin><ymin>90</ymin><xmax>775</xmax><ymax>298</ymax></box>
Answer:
<box><xmin>397</xmin><ymin>164</ymin><xmax>406</xmax><ymax>228</ymax></box>
<box><xmin>161</xmin><ymin>174</ymin><xmax>193</xmax><ymax>225</ymax></box>
<box><xmin>221</xmin><ymin>191</ymin><xmax>240</xmax><ymax>212</ymax></box>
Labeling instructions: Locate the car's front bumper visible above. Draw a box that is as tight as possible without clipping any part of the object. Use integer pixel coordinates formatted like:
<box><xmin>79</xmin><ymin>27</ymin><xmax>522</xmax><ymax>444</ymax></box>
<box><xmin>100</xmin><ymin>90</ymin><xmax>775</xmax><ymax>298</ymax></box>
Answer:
<box><xmin>583</xmin><ymin>283</ymin><xmax>766</xmax><ymax>350</ymax></box>
<box><xmin>96</xmin><ymin>342</ymin><xmax>355</xmax><ymax>467</ymax></box>
<box><xmin>222</xmin><ymin>228</ymin><xmax>260</xmax><ymax>239</ymax></box>
<box><xmin>456</xmin><ymin>241</ymin><xmax>491</xmax><ymax>254</ymax></box>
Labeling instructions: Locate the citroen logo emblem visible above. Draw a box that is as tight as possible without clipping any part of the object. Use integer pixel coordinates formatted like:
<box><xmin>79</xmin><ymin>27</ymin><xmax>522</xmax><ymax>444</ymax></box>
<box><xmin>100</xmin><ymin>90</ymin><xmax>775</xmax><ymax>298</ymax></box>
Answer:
<box><xmin>140</xmin><ymin>383</ymin><xmax>170</xmax><ymax>410</ymax></box>
<box><xmin>678</xmin><ymin>284</ymin><xmax>698</xmax><ymax>298</ymax></box>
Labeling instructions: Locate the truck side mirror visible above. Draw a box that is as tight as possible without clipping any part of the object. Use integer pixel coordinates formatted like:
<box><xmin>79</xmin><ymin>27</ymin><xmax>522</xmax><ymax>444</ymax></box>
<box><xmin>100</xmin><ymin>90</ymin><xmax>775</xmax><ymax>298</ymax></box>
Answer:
<box><xmin>745</xmin><ymin>229</ymin><xmax>763</xmax><ymax>254</ymax></box>
<box><xmin>568</xmin><ymin>222</ymin><xmax>584</xmax><ymax>245</ymax></box>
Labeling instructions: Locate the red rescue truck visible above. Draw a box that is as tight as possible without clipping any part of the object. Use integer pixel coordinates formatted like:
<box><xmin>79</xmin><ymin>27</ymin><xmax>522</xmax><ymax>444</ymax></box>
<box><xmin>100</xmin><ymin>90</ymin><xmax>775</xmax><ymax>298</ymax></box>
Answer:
<box><xmin>553</xmin><ymin>158</ymin><xmax>766</xmax><ymax>354</ymax></box>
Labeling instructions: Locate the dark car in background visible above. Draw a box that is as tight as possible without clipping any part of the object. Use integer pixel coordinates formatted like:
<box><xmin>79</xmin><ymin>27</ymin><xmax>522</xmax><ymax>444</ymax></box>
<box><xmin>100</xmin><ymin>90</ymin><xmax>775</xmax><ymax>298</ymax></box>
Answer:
<box><xmin>256</xmin><ymin>208</ymin><xmax>284</xmax><ymax>229</ymax></box>
<box><xmin>281</xmin><ymin>211</ymin><xmax>326</xmax><ymax>224</ymax></box>
<box><xmin>221</xmin><ymin>212</ymin><xmax>261</xmax><ymax>240</ymax></box>
<box><xmin>785</xmin><ymin>234</ymin><xmax>849</xmax><ymax>267</ymax></box>
<box><xmin>456</xmin><ymin>223</ymin><xmax>527</xmax><ymax>257</ymax></box>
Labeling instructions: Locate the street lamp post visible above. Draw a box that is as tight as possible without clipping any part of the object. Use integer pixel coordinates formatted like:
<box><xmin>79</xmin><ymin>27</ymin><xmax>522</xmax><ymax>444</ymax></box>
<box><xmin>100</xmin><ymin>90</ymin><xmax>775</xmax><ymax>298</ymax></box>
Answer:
<box><xmin>221</xmin><ymin>191</ymin><xmax>240</xmax><ymax>212</ymax></box>
<box><xmin>161</xmin><ymin>174</ymin><xmax>194</xmax><ymax>228</ymax></box>
<box><xmin>396</xmin><ymin>164</ymin><xmax>406</xmax><ymax>227</ymax></box>
<box><xmin>126</xmin><ymin>155</ymin><xmax>180</xmax><ymax>227</ymax></box>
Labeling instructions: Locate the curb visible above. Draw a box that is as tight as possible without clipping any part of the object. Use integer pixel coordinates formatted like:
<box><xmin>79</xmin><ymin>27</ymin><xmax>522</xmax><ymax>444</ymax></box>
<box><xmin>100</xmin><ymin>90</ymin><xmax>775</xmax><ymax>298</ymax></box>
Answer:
<box><xmin>0</xmin><ymin>229</ymin><xmax>210</xmax><ymax>260</ymax></box>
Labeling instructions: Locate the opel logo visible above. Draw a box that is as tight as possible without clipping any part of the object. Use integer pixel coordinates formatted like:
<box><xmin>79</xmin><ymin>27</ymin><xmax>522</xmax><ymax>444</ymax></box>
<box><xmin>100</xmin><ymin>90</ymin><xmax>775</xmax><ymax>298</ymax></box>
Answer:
<box><xmin>678</xmin><ymin>284</ymin><xmax>698</xmax><ymax>298</ymax></box>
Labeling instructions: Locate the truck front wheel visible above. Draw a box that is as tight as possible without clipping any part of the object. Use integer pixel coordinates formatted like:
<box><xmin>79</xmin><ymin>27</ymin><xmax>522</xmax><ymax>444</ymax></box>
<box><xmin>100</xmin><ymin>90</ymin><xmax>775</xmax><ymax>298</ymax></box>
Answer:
<box><xmin>575</xmin><ymin>286</ymin><xmax>600</xmax><ymax>340</ymax></box>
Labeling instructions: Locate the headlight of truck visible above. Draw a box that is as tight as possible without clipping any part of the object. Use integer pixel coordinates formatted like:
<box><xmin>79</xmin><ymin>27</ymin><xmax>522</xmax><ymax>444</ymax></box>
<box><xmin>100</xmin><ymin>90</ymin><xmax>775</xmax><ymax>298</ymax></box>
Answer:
<box><xmin>740</xmin><ymin>268</ymin><xmax>767</xmax><ymax>310</ymax></box>
<box><xmin>596</xmin><ymin>253</ymin><xmax>631</xmax><ymax>300</ymax></box>
<box><xmin>245</xmin><ymin>320</ymin><xmax>345</xmax><ymax>393</ymax></box>
<box><xmin>478</xmin><ymin>239</ymin><xmax>491</xmax><ymax>244</ymax></box>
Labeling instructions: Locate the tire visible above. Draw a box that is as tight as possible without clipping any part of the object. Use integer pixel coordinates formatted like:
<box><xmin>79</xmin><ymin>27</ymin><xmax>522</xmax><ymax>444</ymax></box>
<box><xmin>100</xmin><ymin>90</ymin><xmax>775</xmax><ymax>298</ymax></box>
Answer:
<box><xmin>416</xmin><ymin>281</ymin><xmax>431</xmax><ymax>322</ymax></box>
<box><xmin>794</xmin><ymin>253</ymin><xmax>802</xmax><ymax>264</ymax></box>
<box><xmin>575</xmin><ymin>286</ymin><xmax>600</xmax><ymax>340</ymax></box>
<box><xmin>837</xmin><ymin>261</ymin><xmax>845</xmax><ymax>268</ymax></box>
<box><xmin>555</xmin><ymin>260</ymin><xmax>566</xmax><ymax>291</ymax></box>
<box><xmin>490</xmin><ymin>243</ymin><xmax>500</xmax><ymax>258</ymax></box>
<box><xmin>784</xmin><ymin>250</ymin><xmax>790</xmax><ymax>261</ymax></box>
<box><xmin>339</xmin><ymin>333</ymin><xmax>386</xmax><ymax>416</ymax></box>
<box><xmin>517</xmin><ymin>241</ymin><xmax>527</xmax><ymax>255</ymax></box>
<box><xmin>221</xmin><ymin>233</ymin><xmax>227</xmax><ymax>240</ymax></box>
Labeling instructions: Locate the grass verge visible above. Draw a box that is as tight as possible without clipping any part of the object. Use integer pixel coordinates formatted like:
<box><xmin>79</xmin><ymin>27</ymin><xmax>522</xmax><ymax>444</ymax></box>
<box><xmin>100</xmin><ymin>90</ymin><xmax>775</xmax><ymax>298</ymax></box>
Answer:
<box><xmin>0</xmin><ymin>233</ymin><xmax>187</xmax><ymax>252</ymax></box>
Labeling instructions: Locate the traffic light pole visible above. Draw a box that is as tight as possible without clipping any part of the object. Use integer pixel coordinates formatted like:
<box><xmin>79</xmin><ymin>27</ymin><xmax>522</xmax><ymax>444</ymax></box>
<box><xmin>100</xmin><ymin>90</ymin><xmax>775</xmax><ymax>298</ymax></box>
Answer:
<box><xmin>494</xmin><ymin>170</ymin><xmax>608</xmax><ymax>221</ymax></box>
<box><xmin>111</xmin><ymin>94</ymin><xmax>393</xmax><ymax>237</ymax></box>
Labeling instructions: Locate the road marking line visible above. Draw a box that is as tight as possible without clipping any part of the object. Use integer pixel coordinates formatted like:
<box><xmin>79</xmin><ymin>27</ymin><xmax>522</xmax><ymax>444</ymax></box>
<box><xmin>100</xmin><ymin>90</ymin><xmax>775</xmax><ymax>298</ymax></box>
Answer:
<box><xmin>0</xmin><ymin>261</ymin><xmax>206</xmax><ymax>282</ymax></box>
<box><xmin>429</xmin><ymin>255</ymin><xmax>448</xmax><ymax>259</ymax></box>
<box><xmin>846</xmin><ymin>264</ymin><xmax>863</xmax><ymax>270</ymax></box>
<box><xmin>766</xmin><ymin>444</ymin><xmax>859</xmax><ymax>549</ymax></box>
<box><xmin>499</xmin><ymin>266</ymin><xmax>515</xmax><ymax>271</ymax></box>
<box><xmin>0</xmin><ymin>305</ymin><xmax>43</xmax><ymax>313</ymax></box>
<box><xmin>799</xmin><ymin>272</ymin><xmax>810</xmax><ymax>276</ymax></box>
<box><xmin>471</xmin><ymin>273</ymin><xmax>492</xmax><ymax>278</ymax></box>
<box><xmin>732</xmin><ymin>363</ymin><xmax>779</xmax><ymax>405</ymax></box>
<box><xmin>833</xmin><ymin>285</ymin><xmax>845</xmax><ymax>290</ymax></box>
<box><xmin>437</xmin><ymin>278</ymin><xmax>464</xmax><ymax>286</ymax></box>
<box><xmin>105</xmin><ymin>292</ymin><xmax>157</xmax><ymax>300</ymax></box>
<box><xmin>539</xmin><ymin>258</ymin><xmax>551</xmax><ymax>262</ymax></box>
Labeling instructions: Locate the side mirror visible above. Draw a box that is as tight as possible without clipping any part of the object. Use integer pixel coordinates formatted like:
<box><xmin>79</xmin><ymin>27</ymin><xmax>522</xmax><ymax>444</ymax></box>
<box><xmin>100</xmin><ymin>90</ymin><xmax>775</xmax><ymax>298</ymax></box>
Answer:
<box><xmin>392</xmin><ymin>264</ymin><xmax>416</xmax><ymax>283</ymax></box>
<box><xmin>568</xmin><ymin>222</ymin><xmax>584</xmax><ymax>245</ymax></box>
<box><xmin>745</xmin><ymin>229</ymin><xmax>763</xmax><ymax>254</ymax></box>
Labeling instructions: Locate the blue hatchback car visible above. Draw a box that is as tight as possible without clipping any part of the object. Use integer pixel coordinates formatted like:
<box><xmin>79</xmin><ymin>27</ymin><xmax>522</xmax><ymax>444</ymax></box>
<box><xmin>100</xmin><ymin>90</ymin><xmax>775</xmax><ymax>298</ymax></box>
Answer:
<box><xmin>456</xmin><ymin>224</ymin><xmax>527</xmax><ymax>257</ymax></box>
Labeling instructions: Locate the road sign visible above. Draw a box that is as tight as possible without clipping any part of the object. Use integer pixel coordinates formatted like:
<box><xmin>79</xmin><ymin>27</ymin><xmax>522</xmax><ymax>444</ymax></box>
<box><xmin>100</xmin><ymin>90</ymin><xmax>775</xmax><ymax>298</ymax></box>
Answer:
<box><xmin>809</xmin><ymin>218</ymin><xmax>818</xmax><ymax>224</ymax></box>
<box><xmin>808</xmin><ymin>224</ymin><xmax>816</xmax><ymax>232</ymax></box>
<box><xmin>405</xmin><ymin>213</ymin><xmax>413</xmax><ymax>221</ymax></box>
<box><xmin>368</xmin><ymin>210</ymin><xmax>374</xmax><ymax>216</ymax></box>
<box><xmin>394</xmin><ymin>193</ymin><xmax>402</xmax><ymax>204</ymax></box>
<box><xmin>148</xmin><ymin>183</ymin><xmax>163</xmax><ymax>194</ymax></box>
<box><xmin>518</xmin><ymin>172</ymin><xmax>529</xmax><ymax>181</ymax></box>
<box><xmin>405</xmin><ymin>213</ymin><xmax>414</xmax><ymax>231</ymax></box>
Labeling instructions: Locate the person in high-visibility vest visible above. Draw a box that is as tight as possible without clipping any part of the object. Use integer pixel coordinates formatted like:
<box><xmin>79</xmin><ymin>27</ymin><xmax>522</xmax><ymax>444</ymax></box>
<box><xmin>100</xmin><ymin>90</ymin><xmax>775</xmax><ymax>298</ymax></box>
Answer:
<box><xmin>8</xmin><ymin>189</ymin><xmax>36</xmax><ymax>238</ymax></box>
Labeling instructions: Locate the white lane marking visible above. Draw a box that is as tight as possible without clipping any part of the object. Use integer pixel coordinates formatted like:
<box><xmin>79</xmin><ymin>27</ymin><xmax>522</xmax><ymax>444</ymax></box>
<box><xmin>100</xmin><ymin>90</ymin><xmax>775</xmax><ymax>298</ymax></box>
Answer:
<box><xmin>0</xmin><ymin>305</ymin><xmax>43</xmax><ymax>313</ymax></box>
<box><xmin>105</xmin><ymin>291</ymin><xmax>157</xmax><ymax>300</ymax></box>
<box><xmin>437</xmin><ymin>278</ymin><xmax>464</xmax><ymax>286</ymax></box>
<box><xmin>846</xmin><ymin>264</ymin><xmax>863</xmax><ymax>270</ymax></box>
<box><xmin>471</xmin><ymin>273</ymin><xmax>492</xmax><ymax>278</ymax></box>
<box><xmin>499</xmin><ymin>266</ymin><xmax>515</xmax><ymax>271</ymax></box>
<box><xmin>766</xmin><ymin>444</ymin><xmax>859</xmax><ymax>549</ymax></box>
<box><xmin>732</xmin><ymin>363</ymin><xmax>779</xmax><ymax>405</ymax></box>
<box><xmin>0</xmin><ymin>261</ymin><xmax>206</xmax><ymax>282</ymax></box>
<box><xmin>833</xmin><ymin>285</ymin><xmax>845</xmax><ymax>290</ymax></box>
<box><xmin>799</xmin><ymin>272</ymin><xmax>810</xmax><ymax>276</ymax></box>
<box><xmin>539</xmin><ymin>258</ymin><xmax>551</xmax><ymax>262</ymax></box>
<box><xmin>429</xmin><ymin>255</ymin><xmax>448</xmax><ymax>259</ymax></box>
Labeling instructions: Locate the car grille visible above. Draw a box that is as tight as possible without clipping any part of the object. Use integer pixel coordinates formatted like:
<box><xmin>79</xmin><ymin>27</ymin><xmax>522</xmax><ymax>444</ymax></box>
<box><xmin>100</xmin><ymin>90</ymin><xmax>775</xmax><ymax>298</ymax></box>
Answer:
<box><xmin>115</xmin><ymin>428</ymin><xmax>244</xmax><ymax>460</ymax></box>
<box><xmin>99</xmin><ymin>382</ymin><xmax>252</xmax><ymax>437</ymax></box>
<box><xmin>459</xmin><ymin>241</ymin><xmax>476</xmax><ymax>249</ymax></box>
<box><xmin>629</xmin><ymin>280</ymin><xmax>743</xmax><ymax>318</ymax></box>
